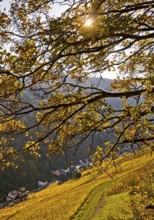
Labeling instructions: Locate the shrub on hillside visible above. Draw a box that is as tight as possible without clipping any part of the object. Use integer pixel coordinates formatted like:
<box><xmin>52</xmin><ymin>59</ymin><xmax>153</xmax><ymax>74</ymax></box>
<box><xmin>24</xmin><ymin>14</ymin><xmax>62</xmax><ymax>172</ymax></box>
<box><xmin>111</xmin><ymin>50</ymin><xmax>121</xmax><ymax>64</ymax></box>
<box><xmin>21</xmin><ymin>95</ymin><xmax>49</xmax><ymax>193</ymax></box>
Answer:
<box><xmin>71</xmin><ymin>170</ymin><xmax>82</xmax><ymax>180</ymax></box>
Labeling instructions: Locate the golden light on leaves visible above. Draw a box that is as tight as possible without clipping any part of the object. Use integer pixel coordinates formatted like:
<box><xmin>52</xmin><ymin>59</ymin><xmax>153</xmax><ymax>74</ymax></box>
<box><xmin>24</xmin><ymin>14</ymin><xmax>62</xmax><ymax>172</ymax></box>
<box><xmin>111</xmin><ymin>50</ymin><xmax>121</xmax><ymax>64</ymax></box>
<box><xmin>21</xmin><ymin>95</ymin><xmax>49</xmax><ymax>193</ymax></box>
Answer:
<box><xmin>85</xmin><ymin>18</ymin><xmax>93</xmax><ymax>27</ymax></box>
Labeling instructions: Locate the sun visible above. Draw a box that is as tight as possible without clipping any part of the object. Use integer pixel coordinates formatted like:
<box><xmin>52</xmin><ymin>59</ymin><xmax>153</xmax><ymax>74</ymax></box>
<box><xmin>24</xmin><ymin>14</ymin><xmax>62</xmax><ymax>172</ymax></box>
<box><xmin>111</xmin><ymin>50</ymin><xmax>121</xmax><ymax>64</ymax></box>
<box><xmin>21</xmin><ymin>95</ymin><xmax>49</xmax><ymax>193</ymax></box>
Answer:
<box><xmin>85</xmin><ymin>18</ymin><xmax>93</xmax><ymax>27</ymax></box>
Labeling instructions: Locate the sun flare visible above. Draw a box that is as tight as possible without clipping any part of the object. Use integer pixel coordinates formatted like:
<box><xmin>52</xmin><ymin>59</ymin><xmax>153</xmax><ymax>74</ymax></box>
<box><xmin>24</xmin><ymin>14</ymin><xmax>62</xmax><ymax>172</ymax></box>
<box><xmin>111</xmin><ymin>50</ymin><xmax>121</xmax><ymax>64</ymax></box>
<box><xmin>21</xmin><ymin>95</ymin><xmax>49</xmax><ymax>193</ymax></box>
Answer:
<box><xmin>85</xmin><ymin>18</ymin><xmax>93</xmax><ymax>27</ymax></box>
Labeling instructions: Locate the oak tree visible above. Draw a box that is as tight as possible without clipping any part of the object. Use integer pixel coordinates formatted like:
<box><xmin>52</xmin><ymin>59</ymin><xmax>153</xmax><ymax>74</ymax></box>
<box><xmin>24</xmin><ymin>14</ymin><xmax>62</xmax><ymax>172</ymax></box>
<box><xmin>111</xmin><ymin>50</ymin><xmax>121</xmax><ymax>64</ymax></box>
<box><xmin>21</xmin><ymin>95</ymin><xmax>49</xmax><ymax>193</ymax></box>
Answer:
<box><xmin>0</xmin><ymin>0</ymin><xmax>154</xmax><ymax>166</ymax></box>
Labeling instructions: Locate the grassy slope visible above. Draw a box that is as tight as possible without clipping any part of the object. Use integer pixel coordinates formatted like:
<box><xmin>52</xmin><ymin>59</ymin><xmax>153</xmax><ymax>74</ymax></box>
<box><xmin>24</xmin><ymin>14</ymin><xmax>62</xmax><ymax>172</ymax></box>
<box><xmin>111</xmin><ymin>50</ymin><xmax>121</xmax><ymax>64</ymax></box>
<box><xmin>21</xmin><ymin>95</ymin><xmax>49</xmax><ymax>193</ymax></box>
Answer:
<box><xmin>0</xmin><ymin>149</ymin><xmax>153</xmax><ymax>220</ymax></box>
<box><xmin>73</xmin><ymin>150</ymin><xmax>154</xmax><ymax>220</ymax></box>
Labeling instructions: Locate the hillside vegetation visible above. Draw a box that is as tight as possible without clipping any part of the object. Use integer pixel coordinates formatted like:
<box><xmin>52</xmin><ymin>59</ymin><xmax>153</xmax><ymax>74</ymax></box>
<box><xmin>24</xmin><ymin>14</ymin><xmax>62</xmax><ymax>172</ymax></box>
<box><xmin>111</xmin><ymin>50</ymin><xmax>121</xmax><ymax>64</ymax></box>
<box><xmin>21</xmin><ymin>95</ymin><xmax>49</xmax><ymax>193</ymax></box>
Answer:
<box><xmin>0</xmin><ymin>149</ymin><xmax>153</xmax><ymax>220</ymax></box>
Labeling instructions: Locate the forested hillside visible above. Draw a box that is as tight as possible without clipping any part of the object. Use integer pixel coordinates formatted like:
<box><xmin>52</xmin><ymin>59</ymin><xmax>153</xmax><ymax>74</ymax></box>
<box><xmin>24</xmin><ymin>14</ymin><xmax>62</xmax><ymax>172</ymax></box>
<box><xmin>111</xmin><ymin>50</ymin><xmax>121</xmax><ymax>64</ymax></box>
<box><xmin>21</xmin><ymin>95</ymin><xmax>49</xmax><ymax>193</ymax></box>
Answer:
<box><xmin>0</xmin><ymin>78</ymin><xmax>118</xmax><ymax>198</ymax></box>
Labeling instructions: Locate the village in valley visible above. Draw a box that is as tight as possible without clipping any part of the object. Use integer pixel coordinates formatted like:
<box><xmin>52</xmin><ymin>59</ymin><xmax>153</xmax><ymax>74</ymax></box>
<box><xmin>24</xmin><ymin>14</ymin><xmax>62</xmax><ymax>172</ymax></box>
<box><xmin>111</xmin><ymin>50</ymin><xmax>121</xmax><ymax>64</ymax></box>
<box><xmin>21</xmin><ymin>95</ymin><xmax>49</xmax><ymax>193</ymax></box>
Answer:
<box><xmin>51</xmin><ymin>158</ymin><xmax>92</xmax><ymax>182</ymax></box>
<box><xmin>0</xmin><ymin>158</ymin><xmax>92</xmax><ymax>209</ymax></box>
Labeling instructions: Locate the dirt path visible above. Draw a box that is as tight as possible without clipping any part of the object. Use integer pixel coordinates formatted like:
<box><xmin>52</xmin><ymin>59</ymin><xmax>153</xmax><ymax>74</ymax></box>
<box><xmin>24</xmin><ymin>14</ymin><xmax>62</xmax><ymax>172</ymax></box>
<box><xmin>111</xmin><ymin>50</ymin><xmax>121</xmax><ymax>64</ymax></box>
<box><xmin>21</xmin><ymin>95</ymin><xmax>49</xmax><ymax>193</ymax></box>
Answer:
<box><xmin>89</xmin><ymin>193</ymin><xmax>105</xmax><ymax>220</ymax></box>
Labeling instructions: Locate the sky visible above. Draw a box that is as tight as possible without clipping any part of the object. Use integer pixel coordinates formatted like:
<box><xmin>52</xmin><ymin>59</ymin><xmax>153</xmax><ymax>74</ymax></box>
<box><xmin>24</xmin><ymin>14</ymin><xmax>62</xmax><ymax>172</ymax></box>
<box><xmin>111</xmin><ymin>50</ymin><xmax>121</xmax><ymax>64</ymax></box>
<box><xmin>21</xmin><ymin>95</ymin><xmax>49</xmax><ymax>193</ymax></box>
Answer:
<box><xmin>0</xmin><ymin>0</ymin><xmax>117</xmax><ymax>79</ymax></box>
<box><xmin>0</xmin><ymin>0</ymin><xmax>10</xmax><ymax>11</ymax></box>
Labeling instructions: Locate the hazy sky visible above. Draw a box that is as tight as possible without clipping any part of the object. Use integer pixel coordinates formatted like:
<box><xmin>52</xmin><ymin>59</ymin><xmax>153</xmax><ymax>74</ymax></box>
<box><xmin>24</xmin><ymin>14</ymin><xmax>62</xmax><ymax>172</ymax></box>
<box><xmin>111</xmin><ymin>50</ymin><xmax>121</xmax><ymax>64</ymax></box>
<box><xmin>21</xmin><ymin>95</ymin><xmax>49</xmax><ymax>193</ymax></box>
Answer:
<box><xmin>0</xmin><ymin>0</ymin><xmax>10</xmax><ymax>11</ymax></box>
<box><xmin>0</xmin><ymin>0</ymin><xmax>117</xmax><ymax>79</ymax></box>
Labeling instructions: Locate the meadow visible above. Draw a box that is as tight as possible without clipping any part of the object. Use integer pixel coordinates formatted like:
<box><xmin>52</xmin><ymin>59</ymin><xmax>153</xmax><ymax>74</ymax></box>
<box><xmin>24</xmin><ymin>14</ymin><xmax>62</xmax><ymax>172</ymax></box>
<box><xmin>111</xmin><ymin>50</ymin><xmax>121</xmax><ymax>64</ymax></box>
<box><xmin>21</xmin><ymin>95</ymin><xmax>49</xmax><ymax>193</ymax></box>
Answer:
<box><xmin>0</xmin><ymin>149</ymin><xmax>153</xmax><ymax>220</ymax></box>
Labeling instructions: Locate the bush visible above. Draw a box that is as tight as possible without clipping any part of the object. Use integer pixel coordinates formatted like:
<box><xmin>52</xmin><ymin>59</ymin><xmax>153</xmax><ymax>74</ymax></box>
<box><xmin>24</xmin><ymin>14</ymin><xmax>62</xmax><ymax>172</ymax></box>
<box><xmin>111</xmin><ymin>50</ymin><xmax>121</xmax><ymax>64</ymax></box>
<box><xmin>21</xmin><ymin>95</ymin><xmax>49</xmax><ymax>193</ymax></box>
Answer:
<box><xmin>71</xmin><ymin>170</ymin><xmax>82</xmax><ymax>180</ymax></box>
<box><xmin>129</xmin><ymin>164</ymin><xmax>154</xmax><ymax>220</ymax></box>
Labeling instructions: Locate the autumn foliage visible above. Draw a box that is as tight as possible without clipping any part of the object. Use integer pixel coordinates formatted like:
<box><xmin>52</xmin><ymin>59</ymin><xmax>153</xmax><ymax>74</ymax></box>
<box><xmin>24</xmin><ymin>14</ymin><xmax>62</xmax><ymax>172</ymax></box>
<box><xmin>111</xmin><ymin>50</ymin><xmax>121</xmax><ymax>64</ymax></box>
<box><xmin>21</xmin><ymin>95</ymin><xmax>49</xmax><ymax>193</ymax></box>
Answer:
<box><xmin>0</xmin><ymin>0</ymin><xmax>154</xmax><ymax>164</ymax></box>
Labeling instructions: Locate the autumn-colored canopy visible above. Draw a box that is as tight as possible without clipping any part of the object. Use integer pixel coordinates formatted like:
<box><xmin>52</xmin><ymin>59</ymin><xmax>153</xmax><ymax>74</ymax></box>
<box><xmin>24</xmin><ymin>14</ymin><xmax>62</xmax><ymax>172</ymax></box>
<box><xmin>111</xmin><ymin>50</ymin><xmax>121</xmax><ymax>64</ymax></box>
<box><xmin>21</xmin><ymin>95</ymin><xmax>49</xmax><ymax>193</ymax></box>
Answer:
<box><xmin>0</xmin><ymin>0</ymin><xmax>154</xmax><ymax>165</ymax></box>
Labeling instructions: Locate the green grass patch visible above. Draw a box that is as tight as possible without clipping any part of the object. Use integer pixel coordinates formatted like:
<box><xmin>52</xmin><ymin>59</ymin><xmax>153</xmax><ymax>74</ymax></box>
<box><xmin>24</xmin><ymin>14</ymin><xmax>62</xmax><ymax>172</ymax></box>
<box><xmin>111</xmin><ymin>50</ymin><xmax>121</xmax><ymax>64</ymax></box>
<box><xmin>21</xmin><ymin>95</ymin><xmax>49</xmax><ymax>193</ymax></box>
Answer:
<box><xmin>94</xmin><ymin>191</ymin><xmax>133</xmax><ymax>220</ymax></box>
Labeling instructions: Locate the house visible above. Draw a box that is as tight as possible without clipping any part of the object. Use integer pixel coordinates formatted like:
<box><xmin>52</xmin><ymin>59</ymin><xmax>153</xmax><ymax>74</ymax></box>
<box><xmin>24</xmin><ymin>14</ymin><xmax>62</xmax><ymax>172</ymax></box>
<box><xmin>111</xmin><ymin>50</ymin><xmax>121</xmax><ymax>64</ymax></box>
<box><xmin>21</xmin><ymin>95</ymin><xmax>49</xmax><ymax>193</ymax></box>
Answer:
<box><xmin>53</xmin><ymin>170</ymin><xmax>61</xmax><ymax>176</ymax></box>
<box><xmin>38</xmin><ymin>180</ymin><xmax>48</xmax><ymax>189</ymax></box>
<box><xmin>85</xmin><ymin>158</ymin><xmax>93</xmax><ymax>167</ymax></box>
<box><xmin>6</xmin><ymin>191</ymin><xmax>18</xmax><ymax>202</ymax></box>
<box><xmin>6</xmin><ymin>187</ymin><xmax>29</xmax><ymax>205</ymax></box>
